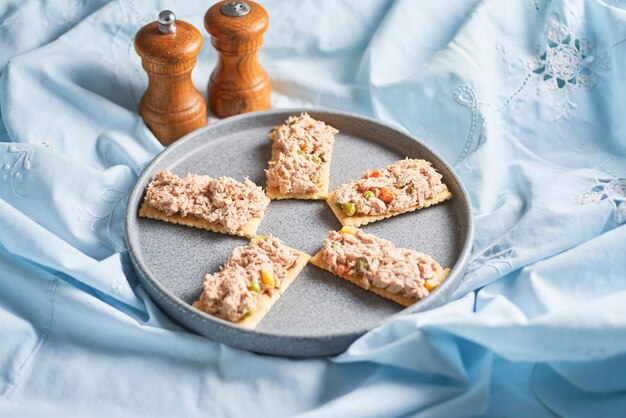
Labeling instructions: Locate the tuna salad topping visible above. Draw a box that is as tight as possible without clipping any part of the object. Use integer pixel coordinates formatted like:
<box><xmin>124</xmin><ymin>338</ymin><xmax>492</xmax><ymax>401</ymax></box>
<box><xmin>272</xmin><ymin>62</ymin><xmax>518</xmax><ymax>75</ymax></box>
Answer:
<box><xmin>144</xmin><ymin>170</ymin><xmax>270</xmax><ymax>234</ymax></box>
<box><xmin>198</xmin><ymin>236</ymin><xmax>299</xmax><ymax>322</ymax></box>
<box><xmin>266</xmin><ymin>112</ymin><xmax>338</xmax><ymax>194</ymax></box>
<box><xmin>333</xmin><ymin>159</ymin><xmax>448</xmax><ymax>217</ymax></box>
<box><xmin>266</xmin><ymin>152</ymin><xmax>323</xmax><ymax>195</ymax></box>
<box><xmin>320</xmin><ymin>228</ymin><xmax>443</xmax><ymax>300</ymax></box>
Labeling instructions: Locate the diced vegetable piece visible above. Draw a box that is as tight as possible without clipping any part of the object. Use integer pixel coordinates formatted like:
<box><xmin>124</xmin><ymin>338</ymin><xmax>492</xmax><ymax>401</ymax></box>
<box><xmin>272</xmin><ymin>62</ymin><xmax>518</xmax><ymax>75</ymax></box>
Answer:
<box><xmin>425</xmin><ymin>279</ymin><xmax>438</xmax><ymax>292</ymax></box>
<box><xmin>336</xmin><ymin>264</ymin><xmax>350</xmax><ymax>276</ymax></box>
<box><xmin>261</xmin><ymin>269</ymin><xmax>275</xmax><ymax>286</ymax></box>
<box><xmin>336</xmin><ymin>202</ymin><xmax>343</xmax><ymax>210</ymax></box>
<box><xmin>357</xmin><ymin>258</ymin><xmax>369</xmax><ymax>275</ymax></box>
<box><xmin>311</xmin><ymin>156</ymin><xmax>321</xmax><ymax>164</ymax></box>
<box><xmin>246</xmin><ymin>307</ymin><xmax>255</xmax><ymax>317</ymax></box>
<box><xmin>252</xmin><ymin>235</ymin><xmax>268</xmax><ymax>244</ymax></box>
<box><xmin>297</xmin><ymin>150</ymin><xmax>305</xmax><ymax>155</ymax></box>
<box><xmin>363</xmin><ymin>190</ymin><xmax>375</xmax><ymax>200</ymax></box>
<box><xmin>369</xmin><ymin>170</ymin><xmax>381</xmax><ymax>178</ymax></box>
<box><xmin>406</xmin><ymin>185</ymin><xmax>414</xmax><ymax>194</ymax></box>
<box><xmin>342</xmin><ymin>202</ymin><xmax>356</xmax><ymax>216</ymax></box>
<box><xmin>340</xmin><ymin>226</ymin><xmax>357</xmax><ymax>234</ymax></box>
<box><xmin>249</xmin><ymin>281</ymin><xmax>261</xmax><ymax>293</ymax></box>
<box><xmin>379</xmin><ymin>187</ymin><xmax>396</xmax><ymax>204</ymax></box>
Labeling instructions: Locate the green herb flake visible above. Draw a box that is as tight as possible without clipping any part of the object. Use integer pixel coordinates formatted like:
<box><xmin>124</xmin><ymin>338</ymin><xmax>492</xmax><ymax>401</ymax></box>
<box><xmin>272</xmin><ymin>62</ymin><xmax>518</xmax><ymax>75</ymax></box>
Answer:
<box><xmin>249</xmin><ymin>281</ymin><xmax>261</xmax><ymax>293</ymax></box>
<box><xmin>357</xmin><ymin>258</ymin><xmax>369</xmax><ymax>275</ymax></box>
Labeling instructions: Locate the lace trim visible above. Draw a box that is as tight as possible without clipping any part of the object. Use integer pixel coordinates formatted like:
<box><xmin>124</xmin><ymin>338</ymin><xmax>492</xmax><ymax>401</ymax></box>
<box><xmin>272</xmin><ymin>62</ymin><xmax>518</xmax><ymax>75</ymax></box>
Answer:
<box><xmin>528</xmin><ymin>21</ymin><xmax>598</xmax><ymax>91</ymax></box>
<box><xmin>579</xmin><ymin>177</ymin><xmax>626</xmax><ymax>224</ymax></box>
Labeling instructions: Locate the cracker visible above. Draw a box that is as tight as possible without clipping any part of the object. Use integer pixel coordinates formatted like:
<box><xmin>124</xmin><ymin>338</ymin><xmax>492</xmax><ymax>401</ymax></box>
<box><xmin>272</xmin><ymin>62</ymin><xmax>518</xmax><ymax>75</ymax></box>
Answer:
<box><xmin>325</xmin><ymin>189</ymin><xmax>453</xmax><ymax>227</ymax></box>
<box><xmin>310</xmin><ymin>251</ymin><xmax>450</xmax><ymax>307</ymax></box>
<box><xmin>266</xmin><ymin>160</ymin><xmax>331</xmax><ymax>200</ymax></box>
<box><xmin>138</xmin><ymin>201</ymin><xmax>262</xmax><ymax>239</ymax></box>
<box><xmin>265</xmin><ymin>114</ymin><xmax>336</xmax><ymax>200</ymax></box>
<box><xmin>193</xmin><ymin>245</ymin><xmax>311</xmax><ymax>329</ymax></box>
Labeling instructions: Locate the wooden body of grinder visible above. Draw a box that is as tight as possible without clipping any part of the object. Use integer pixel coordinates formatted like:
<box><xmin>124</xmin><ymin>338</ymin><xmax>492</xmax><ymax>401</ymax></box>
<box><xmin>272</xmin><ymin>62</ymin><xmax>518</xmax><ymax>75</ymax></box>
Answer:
<box><xmin>135</xmin><ymin>11</ymin><xmax>207</xmax><ymax>145</ymax></box>
<box><xmin>205</xmin><ymin>1</ymin><xmax>271</xmax><ymax>118</ymax></box>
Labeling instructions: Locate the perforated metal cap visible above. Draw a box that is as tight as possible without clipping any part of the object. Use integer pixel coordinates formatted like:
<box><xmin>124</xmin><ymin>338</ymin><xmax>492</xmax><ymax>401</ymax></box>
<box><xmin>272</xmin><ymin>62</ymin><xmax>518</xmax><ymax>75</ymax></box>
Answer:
<box><xmin>220</xmin><ymin>1</ymin><xmax>251</xmax><ymax>17</ymax></box>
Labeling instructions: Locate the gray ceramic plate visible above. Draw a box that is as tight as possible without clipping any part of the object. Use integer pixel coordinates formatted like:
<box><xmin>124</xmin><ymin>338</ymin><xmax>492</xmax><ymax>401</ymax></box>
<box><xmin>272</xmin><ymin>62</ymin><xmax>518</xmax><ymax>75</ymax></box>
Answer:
<box><xmin>126</xmin><ymin>109</ymin><xmax>473</xmax><ymax>357</ymax></box>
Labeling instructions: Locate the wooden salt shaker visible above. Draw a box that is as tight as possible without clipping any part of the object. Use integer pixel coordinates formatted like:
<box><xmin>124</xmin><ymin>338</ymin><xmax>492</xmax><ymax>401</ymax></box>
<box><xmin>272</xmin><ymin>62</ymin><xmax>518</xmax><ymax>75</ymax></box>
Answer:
<box><xmin>135</xmin><ymin>10</ymin><xmax>207</xmax><ymax>145</ymax></box>
<box><xmin>204</xmin><ymin>1</ymin><xmax>271</xmax><ymax>117</ymax></box>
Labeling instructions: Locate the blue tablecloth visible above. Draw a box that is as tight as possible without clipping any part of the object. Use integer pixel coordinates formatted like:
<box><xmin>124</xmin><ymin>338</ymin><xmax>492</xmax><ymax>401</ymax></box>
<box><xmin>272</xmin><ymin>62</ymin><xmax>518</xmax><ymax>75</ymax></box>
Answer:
<box><xmin>1</xmin><ymin>0</ymin><xmax>625</xmax><ymax>416</ymax></box>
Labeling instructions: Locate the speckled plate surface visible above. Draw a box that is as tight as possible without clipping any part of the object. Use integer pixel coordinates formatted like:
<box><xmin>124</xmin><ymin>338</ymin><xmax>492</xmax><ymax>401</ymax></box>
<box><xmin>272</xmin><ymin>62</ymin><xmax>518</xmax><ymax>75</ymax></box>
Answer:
<box><xmin>126</xmin><ymin>109</ymin><xmax>474</xmax><ymax>357</ymax></box>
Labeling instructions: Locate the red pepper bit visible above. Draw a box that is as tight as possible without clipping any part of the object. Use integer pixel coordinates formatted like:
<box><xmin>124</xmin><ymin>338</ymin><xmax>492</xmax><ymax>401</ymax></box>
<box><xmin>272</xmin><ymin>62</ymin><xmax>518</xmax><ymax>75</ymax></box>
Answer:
<box><xmin>336</xmin><ymin>264</ymin><xmax>350</xmax><ymax>276</ymax></box>
<box><xmin>362</xmin><ymin>170</ymin><xmax>381</xmax><ymax>179</ymax></box>
<box><xmin>379</xmin><ymin>187</ymin><xmax>396</xmax><ymax>204</ymax></box>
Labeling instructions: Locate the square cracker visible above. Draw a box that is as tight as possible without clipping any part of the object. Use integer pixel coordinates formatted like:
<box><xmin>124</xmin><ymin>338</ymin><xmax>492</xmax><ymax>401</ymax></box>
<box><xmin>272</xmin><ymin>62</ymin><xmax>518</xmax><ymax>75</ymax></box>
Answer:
<box><xmin>138</xmin><ymin>201</ymin><xmax>262</xmax><ymax>239</ymax></box>
<box><xmin>265</xmin><ymin>125</ymin><xmax>334</xmax><ymax>200</ymax></box>
<box><xmin>325</xmin><ymin>189</ymin><xmax>453</xmax><ymax>227</ymax></box>
<box><xmin>266</xmin><ymin>160</ymin><xmax>331</xmax><ymax>200</ymax></box>
<box><xmin>193</xmin><ymin>243</ymin><xmax>311</xmax><ymax>329</ymax></box>
<box><xmin>309</xmin><ymin>251</ymin><xmax>450</xmax><ymax>307</ymax></box>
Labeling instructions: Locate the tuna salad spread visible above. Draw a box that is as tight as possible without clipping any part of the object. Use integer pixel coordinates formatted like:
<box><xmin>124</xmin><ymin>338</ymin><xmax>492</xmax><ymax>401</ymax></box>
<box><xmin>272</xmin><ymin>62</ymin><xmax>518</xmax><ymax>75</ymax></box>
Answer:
<box><xmin>319</xmin><ymin>228</ymin><xmax>445</xmax><ymax>301</ymax></box>
<box><xmin>143</xmin><ymin>170</ymin><xmax>270</xmax><ymax>234</ymax></box>
<box><xmin>333</xmin><ymin>159</ymin><xmax>448</xmax><ymax>217</ymax></box>
<box><xmin>266</xmin><ymin>112</ymin><xmax>338</xmax><ymax>195</ymax></box>
<box><xmin>196</xmin><ymin>236</ymin><xmax>299</xmax><ymax>322</ymax></box>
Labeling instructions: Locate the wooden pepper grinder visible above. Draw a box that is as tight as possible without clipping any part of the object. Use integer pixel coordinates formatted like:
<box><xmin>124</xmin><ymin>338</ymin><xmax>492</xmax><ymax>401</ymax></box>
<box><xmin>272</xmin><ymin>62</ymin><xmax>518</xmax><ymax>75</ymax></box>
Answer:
<box><xmin>204</xmin><ymin>1</ymin><xmax>271</xmax><ymax>117</ymax></box>
<box><xmin>135</xmin><ymin>10</ymin><xmax>207</xmax><ymax>145</ymax></box>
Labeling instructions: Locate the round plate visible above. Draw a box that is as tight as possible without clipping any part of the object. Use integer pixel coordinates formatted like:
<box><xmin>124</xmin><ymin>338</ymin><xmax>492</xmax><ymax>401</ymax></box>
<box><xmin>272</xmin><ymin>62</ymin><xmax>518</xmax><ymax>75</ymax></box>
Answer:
<box><xmin>126</xmin><ymin>109</ymin><xmax>474</xmax><ymax>357</ymax></box>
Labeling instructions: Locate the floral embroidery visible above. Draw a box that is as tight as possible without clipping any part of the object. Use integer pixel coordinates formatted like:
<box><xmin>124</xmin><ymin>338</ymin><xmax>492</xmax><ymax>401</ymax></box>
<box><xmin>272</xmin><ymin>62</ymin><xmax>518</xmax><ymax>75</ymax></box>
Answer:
<box><xmin>37</xmin><ymin>140</ymin><xmax>54</xmax><ymax>149</ymax></box>
<box><xmin>529</xmin><ymin>21</ymin><xmax>597</xmax><ymax>90</ymax></box>
<box><xmin>453</xmin><ymin>85</ymin><xmax>482</xmax><ymax>164</ymax></box>
<box><xmin>466</xmin><ymin>243</ymin><xmax>515</xmax><ymax>277</ymax></box>
<box><xmin>452</xmin><ymin>74</ymin><xmax>531</xmax><ymax>165</ymax></box>
<box><xmin>78</xmin><ymin>188</ymin><xmax>129</xmax><ymax>251</ymax></box>
<box><xmin>99</xmin><ymin>0</ymin><xmax>152</xmax><ymax>103</ymax></box>
<box><xmin>579</xmin><ymin>178</ymin><xmax>626</xmax><ymax>224</ymax></box>
<box><xmin>2</xmin><ymin>142</ymin><xmax>56</xmax><ymax>198</ymax></box>
<box><xmin>2</xmin><ymin>145</ymin><xmax>34</xmax><ymax>198</ymax></box>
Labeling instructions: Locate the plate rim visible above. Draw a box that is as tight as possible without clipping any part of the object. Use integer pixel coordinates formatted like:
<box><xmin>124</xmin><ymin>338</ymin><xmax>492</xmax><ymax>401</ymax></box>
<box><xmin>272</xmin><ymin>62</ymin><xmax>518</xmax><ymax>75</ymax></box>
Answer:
<box><xmin>125</xmin><ymin>108</ymin><xmax>474</xmax><ymax>348</ymax></box>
